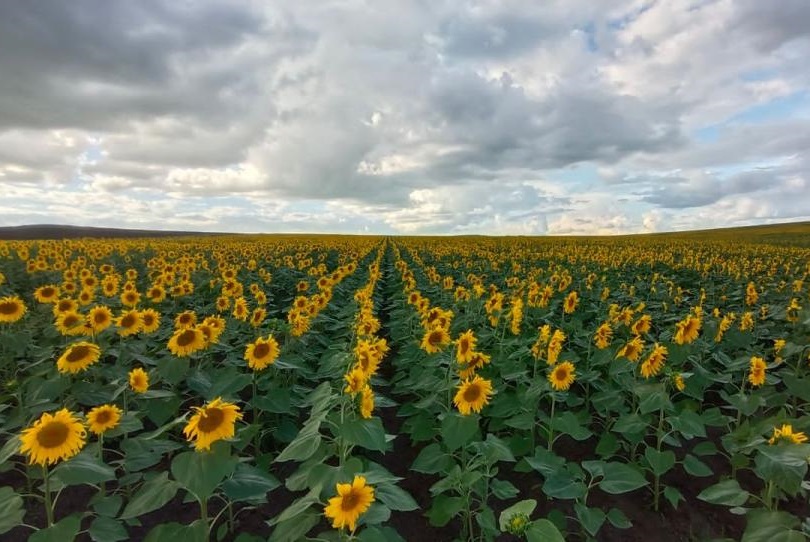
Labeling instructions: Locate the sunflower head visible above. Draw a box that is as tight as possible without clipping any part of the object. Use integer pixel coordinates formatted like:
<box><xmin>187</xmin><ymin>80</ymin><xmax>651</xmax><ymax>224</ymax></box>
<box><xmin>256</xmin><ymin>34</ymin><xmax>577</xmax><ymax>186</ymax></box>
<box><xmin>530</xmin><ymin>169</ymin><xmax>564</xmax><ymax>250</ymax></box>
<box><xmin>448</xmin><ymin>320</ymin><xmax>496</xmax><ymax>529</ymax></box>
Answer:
<box><xmin>324</xmin><ymin>476</ymin><xmax>375</xmax><ymax>532</ymax></box>
<box><xmin>19</xmin><ymin>409</ymin><xmax>87</xmax><ymax>466</ymax></box>
<box><xmin>548</xmin><ymin>361</ymin><xmax>576</xmax><ymax>391</ymax></box>
<box><xmin>87</xmin><ymin>404</ymin><xmax>123</xmax><ymax>435</ymax></box>
<box><xmin>129</xmin><ymin>367</ymin><xmax>149</xmax><ymax>393</ymax></box>
<box><xmin>244</xmin><ymin>335</ymin><xmax>279</xmax><ymax>371</ymax></box>
<box><xmin>56</xmin><ymin>341</ymin><xmax>101</xmax><ymax>374</ymax></box>
<box><xmin>453</xmin><ymin>376</ymin><xmax>494</xmax><ymax>415</ymax></box>
<box><xmin>183</xmin><ymin>397</ymin><xmax>243</xmax><ymax>451</ymax></box>
<box><xmin>0</xmin><ymin>296</ymin><xmax>27</xmax><ymax>323</ymax></box>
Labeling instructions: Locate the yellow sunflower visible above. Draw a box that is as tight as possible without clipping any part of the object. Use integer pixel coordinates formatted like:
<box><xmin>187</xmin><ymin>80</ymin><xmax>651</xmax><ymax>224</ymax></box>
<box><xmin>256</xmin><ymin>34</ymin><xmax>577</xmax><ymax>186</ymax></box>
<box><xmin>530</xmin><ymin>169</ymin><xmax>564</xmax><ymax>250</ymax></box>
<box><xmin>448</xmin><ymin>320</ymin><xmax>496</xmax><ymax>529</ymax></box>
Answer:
<box><xmin>87</xmin><ymin>404</ymin><xmax>123</xmax><ymax>435</ymax></box>
<box><xmin>34</xmin><ymin>285</ymin><xmax>60</xmax><ymax>304</ymax></box>
<box><xmin>250</xmin><ymin>307</ymin><xmax>267</xmax><ymax>328</ymax></box>
<box><xmin>167</xmin><ymin>327</ymin><xmax>206</xmax><ymax>357</ymax></box>
<box><xmin>174</xmin><ymin>310</ymin><xmax>197</xmax><ymax>329</ymax></box>
<box><xmin>420</xmin><ymin>327</ymin><xmax>451</xmax><ymax>354</ymax></box>
<box><xmin>768</xmin><ymin>424</ymin><xmax>808</xmax><ymax>445</ymax></box>
<box><xmin>674</xmin><ymin>315</ymin><xmax>701</xmax><ymax>345</ymax></box>
<box><xmin>0</xmin><ymin>295</ymin><xmax>27</xmax><ymax>323</ymax></box>
<box><xmin>129</xmin><ymin>367</ymin><xmax>149</xmax><ymax>393</ymax></box>
<box><xmin>455</xmin><ymin>330</ymin><xmax>477</xmax><ymax>364</ymax></box>
<box><xmin>139</xmin><ymin>308</ymin><xmax>161</xmax><ymax>334</ymax></box>
<box><xmin>616</xmin><ymin>337</ymin><xmax>645</xmax><ymax>363</ymax></box>
<box><xmin>116</xmin><ymin>309</ymin><xmax>143</xmax><ymax>337</ymax></box>
<box><xmin>593</xmin><ymin>322</ymin><xmax>613</xmax><ymax>349</ymax></box>
<box><xmin>87</xmin><ymin>305</ymin><xmax>113</xmax><ymax>333</ymax></box>
<box><xmin>324</xmin><ymin>476</ymin><xmax>375</xmax><ymax>532</ymax></box>
<box><xmin>563</xmin><ymin>291</ymin><xmax>579</xmax><ymax>314</ymax></box>
<box><xmin>19</xmin><ymin>409</ymin><xmax>87</xmax><ymax>466</ymax></box>
<box><xmin>453</xmin><ymin>376</ymin><xmax>494</xmax><ymax>415</ymax></box>
<box><xmin>748</xmin><ymin>356</ymin><xmax>766</xmax><ymax>387</ymax></box>
<box><xmin>360</xmin><ymin>385</ymin><xmax>375</xmax><ymax>419</ymax></box>
<box><xmin>55</xmin><ymin>311</ymin><xmax>86</xmax><ymax>336</ymax></box>
<box><xmin>548</xmin><ymin>361</ymin><xmax>576</xmax><ymax>391</ymax></box>
<box><xmin>120</xmin><ymin>290</ymin><xmax>141</xmax><ymax>308</ymax></box>
<box><xmin>244</xmin><ymin>335</ymin><xmax>280</xmax><ymax>371</ymax></box>
<box><xmin>183</xmin><ymin>397</ymin><xmax>242</xmax><ymax>451</ymax></box>
<box><xmin>56</xmin><ymin>341</ymin><xmax>101</xmax><ymax>374</ymax></box>
<box><xmin>640</xmin><ymin>344</ymin><xmax>668</xmax><ymax>379</ymax></box>
<box><xmin>53</xmin><ymin>298</ymin><xmax>79</xmax><ymax>316</ymax></box>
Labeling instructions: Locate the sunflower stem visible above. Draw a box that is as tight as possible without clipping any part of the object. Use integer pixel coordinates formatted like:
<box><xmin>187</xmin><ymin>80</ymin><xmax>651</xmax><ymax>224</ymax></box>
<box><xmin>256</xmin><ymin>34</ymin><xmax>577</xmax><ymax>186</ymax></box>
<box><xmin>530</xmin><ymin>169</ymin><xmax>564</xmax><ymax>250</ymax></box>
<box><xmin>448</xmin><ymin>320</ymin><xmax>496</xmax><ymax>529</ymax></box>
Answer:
<box><xmin>43</xmin><ymin>464</ymin><xmax>54</xmax><ymax>528</ymax></box>
<box><xmin>200</xmin><ymin>497</ymin><xmax>209</xmax><ymax>540</ymax></box>
<box><xmin>547</xmin><ymin>394</ymin><xmax>556</xmax><ymax>452</ymax></box>
<box><xmin>252</xmin><ymin>372</ymin><xmax>260</xmax><ymax>455</ymax></box>
<box><xmin>98</xmin><ymin>435</ymin><xmax>106</xmax><ymax>495</ymax></box>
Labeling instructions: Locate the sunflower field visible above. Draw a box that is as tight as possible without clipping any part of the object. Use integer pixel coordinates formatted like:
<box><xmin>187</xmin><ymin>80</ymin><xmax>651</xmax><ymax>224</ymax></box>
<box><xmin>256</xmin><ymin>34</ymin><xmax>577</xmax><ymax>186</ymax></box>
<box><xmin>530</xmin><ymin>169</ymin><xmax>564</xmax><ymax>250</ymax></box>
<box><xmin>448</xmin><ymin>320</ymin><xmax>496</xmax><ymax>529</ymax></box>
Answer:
<box><xmin>0</xmin><ymin>232</ymin><xmax>809</xmax><ymax>541</ymax></box>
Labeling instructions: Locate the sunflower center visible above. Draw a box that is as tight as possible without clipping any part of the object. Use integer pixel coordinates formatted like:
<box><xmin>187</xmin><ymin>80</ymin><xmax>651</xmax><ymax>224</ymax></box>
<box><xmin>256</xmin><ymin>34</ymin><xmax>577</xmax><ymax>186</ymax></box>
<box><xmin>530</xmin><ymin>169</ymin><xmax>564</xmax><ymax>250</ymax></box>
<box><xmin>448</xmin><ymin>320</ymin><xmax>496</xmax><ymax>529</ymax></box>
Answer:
<box><xmin>197</xmin><ymin>407</ymin><xmax>225</xmax><ymax>433</ymax></box>
<box><xmin>94</xmin><ymin>312</ymin><xmax>108</xmax><ymax>324</ymax></box>
<box><xmin>429</xmin><ymin>331</ymin><xmax>443</xmax><ymax>346</ymax></box>
<box><xmin>463</xmin><ymin>384</ymin><xmax>482</xmax><ymax>402</ymax></box>
<box><xmin>95</xmin><ymin>410</ymin><xmax>112</xmax><ymax>425</ymax></box>
<box><xmin>459</xmin><ymin>339</ymin><xmax>470</xmax><ymax>354</ymax></box>
<box><xmin>36</xmin><ymin>421</ymin><xmax>69</xmax><ymax>448</ymax></box>
<box><xmin>41</xmin><ymin>287</ymin><xmax>55</xmax><ymax>298</ymax></box>
<box><xmin>143</xmin><ymin>315</ymin><xmax>155</xmax><ymax>326</ymax></box>
<box><xmin>66</xmin><ymin>345</ymin><xmax>91</xmax><ymax>363</ymax></box>
<box><xmin>121</xmin><ymin>314</ymin><xmax>137</xmax><ymax>328</ymax></box>
<box><xmin>341</xmin><ymin>490</ymin><xmax>360</xmax><ymax>511</ymax></box>
<box><xmin>0</xmin><ymin>302</ymin><xmax>18</xmax><ymax>314</ymax></box>
<box><xmin>63</xmin><ymin>315</ymin><xmax>81</xmax><ymax>327</ymax></box>
<box><xmin>554</xmin><ymin>367</ymin><xmax>568</xmax><ymax>381</ymax></box>
<box><xmin>176</xmin><ymin>329</ymin><xmax>197</xmax><ymax>347</ymax></box>
<box><xmin>253</xmin><ymin>343</ymin><xmax>270</xmax><ymax>359</ymax></box>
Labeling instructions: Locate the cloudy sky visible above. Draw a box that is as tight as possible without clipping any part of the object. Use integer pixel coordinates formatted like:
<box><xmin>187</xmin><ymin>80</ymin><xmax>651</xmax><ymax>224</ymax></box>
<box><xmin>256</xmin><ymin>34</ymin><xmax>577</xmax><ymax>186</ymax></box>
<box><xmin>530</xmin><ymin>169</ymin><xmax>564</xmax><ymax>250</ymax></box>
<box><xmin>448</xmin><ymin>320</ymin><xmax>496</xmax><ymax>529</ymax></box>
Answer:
<box><xmin>1</xmin><ymin>1</ymin><xmax>809</xmax><ymax>235</ymax></box>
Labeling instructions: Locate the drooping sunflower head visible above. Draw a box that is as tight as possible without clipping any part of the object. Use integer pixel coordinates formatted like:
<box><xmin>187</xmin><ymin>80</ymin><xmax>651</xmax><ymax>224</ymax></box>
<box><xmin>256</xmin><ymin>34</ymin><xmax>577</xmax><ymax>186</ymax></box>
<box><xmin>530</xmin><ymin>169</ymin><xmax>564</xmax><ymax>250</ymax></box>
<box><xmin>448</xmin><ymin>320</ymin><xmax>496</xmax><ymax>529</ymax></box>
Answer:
<box><xmin>455</xmin><ymin>330</ymin><xmax>476</xmax><ymax>362</ymax></box>
<box><xmin>19</xmin><ymin>408</ymin><xmax>87</xmax><ymax>466</ymax></box>
<box><xmin>768</xmin><ymin>423</ymin><xmax>808</xmax><ymax>445</ymax></box>
<box><xmin>87</xmin><ymin>404</ymin><xmax>123</xmax><ymax>435</ymax></box>
<box><xmin>183</xmin><ymin>397</ymin><xmax>243</xmax><ymax>451</ymax></box>
<box><xmin>548</xmin><ymin>361</ymin><xmax>576</xmax><ymax>391</ymax></box>
<box><xmin>359</xmin><ymin>385</ymin><xmax>374</xmax><ymax>419</ymax></box>
<box><xmin>748</xmin><ymin>356</ymin><xmax>767</xmax><ymax>387</ymax></box>
<box><xmin>453</xmin><ymin>376</ymin><xmax>494</xmax><ymax>416</ymax></box>
<box><xmin>56</xmin><ymin>341</ymin><xmax>101</xmax><ymax>374</ymax></box>
<box><xmin>244</xmin><ymin>335</ymin><xmax>279</xmax><ymax>371</ymax></box>
<box><xmin>0</xmin><ymin>296</ymin><xmax>27</xmax><ymax>323</ymax></box>
<box><xmin>563</xmin><ymin>291</ymin><xmax>579</xmax><ymax>314</ymax></box>
<box><xmin>324</xmin><ymin>475</ymin><xmax>375</xmax><ymax>532</ymax></box>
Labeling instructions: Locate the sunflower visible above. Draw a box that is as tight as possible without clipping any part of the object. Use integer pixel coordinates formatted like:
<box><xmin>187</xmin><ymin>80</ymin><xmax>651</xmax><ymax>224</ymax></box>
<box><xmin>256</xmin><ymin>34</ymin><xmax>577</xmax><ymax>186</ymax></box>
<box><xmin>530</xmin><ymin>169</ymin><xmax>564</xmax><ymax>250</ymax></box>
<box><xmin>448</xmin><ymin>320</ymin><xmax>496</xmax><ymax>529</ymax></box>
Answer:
<box><xmin>201</xmin><ymin>316</ymin><xmax>225</xmax><ymax>342</ymax></box>
<box><xmin>250</xmin><ymin>307</ymin><xmax>267</xmax><ymax>328</ymax></box>
<box><xmin>173</xmin><ymin>311</ymin><xmax>197</xmax><ymax>330</ymax></box>
<box><xmin>640</xmin><ymin>344</ymin><xmax>668</xmax><ymax>379</ymax></box>
<box><xmin>55</xmin><ymin>311</ymin><xmax>86</xmax><ymax>336</ymax></box>
<box><xmin>139</xmin><ymin>308</ymin><xmax>161</xmax><ymax>334</ymax></box>
<box><xmin>768</xmin><ymin>424</ymin><xmax>808</xmax><ymax>445</ymax></box>
<box><xmin>593</xmin><ymin>322</ymin><xmax>613</xmax><ymax>349</ymax></box>
<box><xmin>421</xmin><ymin>327</ymin><xmax>451</xmax><ymax>354</ymax></box>
<box><xmin>0</xmin><ymin>296</ymin><xmax>27</xmax><ymax>323</ymax></box>
<box><xmin>34</xmin><ymin>285</ymin><xmax>60</xmax><ymax>304</ymax></box>
<box><xmin>146</xmin><ymin>285</ymin><xmax>166</xmax><ymax>303</ymax></box>
<box><xmin>183</xmin><ymin>397</ymin><xmax>242</xmax><ymax>451</ymax></box>
<box><xmin>563</xmin><ymin>291</ymin><xmax>579</xmax><ymax>314</ymax></box>
<box><xmin>53</xmin><ymin>298</ymin><xmax>79</xmax><ymax>316</ymax></box>
<box><xmin>344</xmin><ymin>367</ymin><xmax>367</xmax><ymax>395</ymax></box>
<box><xmin>453</xmin><ymin>376</ymin><xmax>494</xmax><ymax>415</ymax></box>
<box><xmin>673</xmin><ymin>373</ymin><xmax>686</xmax><ymax>392</ymax></box>
<box><xmin>167</xmin><ymin>327</ymin><xmax>206</xmax><ymax>357</ymax></box>
<box><xmin>324</xmin><ymin>476</ymin><xmax>375</xmax><ymax>532</ymax></box>
<box><xmin>19</xmin><ymin>408</ymin><xmax>87</xmax><ymax>466</ymax></box>
<box><xmin>354</xmin><ymin>341</ymin><xmax>381</xmax><ymax>378</ymax></box>
<box><xmin>455</xmin><ymin>330</ymin><xmax>477</xmax><ymax>364</ymax></box>
<box><xmin>87</xmin><ymin>404</ymin><xmax>123</xmax><ymax>435</ymax></box>
<box><xmin>116</xmin><ymin>309</ymin><xmax>143</xmax><ymax>337</ymax></box>
<box><xmin>129</xmin><ymin>367</ymin><xmax>149</xmax><ymax>393</ymax></box>
<box><xmin>56</xmin><ymin>341</ymin><xmax>101</xmax><ymax>374</ymax></box>
<box><xmin>631</xmin><ymin>315</ymin><xmax>652</xmax><ymax>335</ymax></box>
<box><xmin>458</xmin><ymin>351</ymin><xmax>491</xmax><ymax>379</ymax></box>
<box><xmin>244</xmin><ymin>335</ymin><xmax>280</xmax><ymax>371</ymax></box>
<box><xmin>360</xmin><ymin>385</ymin><xmax>374</xmax><ymax>419</ymax></box>
<box><xmin>87</xmin><ymin>305</ymin><xmax>113</xmax><ymax>333</ymax></box>
<box><xmin>674</xmin><ymin>315</ymin><xmax>701</xmax><ymax>345</ymax></box>
<box><xmin>548</xmin><ymin>361</ymin><xmax>576</xmax><ymax>391</ymax></box>
<box><xmin>232</xmin><ymin>298</ymin><xmax>249</xmax><ymax>320</ymax></box>
<box><xmin>120</xmin><ymin>290</ymin><xmax>141</xmax><ymax>308</ymax></box>
<box><xmin>748</xmin><ymin>356</ymin><xmax>766</xmax><ymax>387</ymax></box>
<box><xmin>616</xmin><ymin>337</ymin><xmax>645</xmax><ymax>362</ymax></box>
<box><xmin>547</xmin><ymin>329</ymin><xmax>566</xmax><ymax>365</ymax></box>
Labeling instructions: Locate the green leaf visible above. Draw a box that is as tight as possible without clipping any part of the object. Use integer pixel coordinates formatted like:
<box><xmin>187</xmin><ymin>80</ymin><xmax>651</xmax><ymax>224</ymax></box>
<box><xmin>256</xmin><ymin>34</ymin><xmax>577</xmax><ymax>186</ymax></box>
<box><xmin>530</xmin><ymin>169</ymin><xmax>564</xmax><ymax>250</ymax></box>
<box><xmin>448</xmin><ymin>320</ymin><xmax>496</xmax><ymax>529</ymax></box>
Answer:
<box><xmin>143</xmin><ymin>520</ymin><xmax>207</xmax><ymax>542</ymax></box>
<box><xmin>440</xmin><ymin>413</ymin><xmax>479</xmax><ymax>451</ymax></box>
<box><xmin>698</xmin><ymin>479</ymin><xmax>750</xmax><ymax>507</ymax></box>
<box><xmin>360</xmin><ymin>502</ymin><xmax>391</xmax><ymax>525</ymax></box>
<box><xmin>612</xmin><ymin>413</ymin><xmax>648</xmax><ymax>435</ymax></box>
<box><xmin>525</xmin><ymin>519</ymin><xmax>566</xmax><ymax>542</ymax></box>
<box><xmin>426</xmin><ymin>495</ymin><xmax>465</xmax><ymax>527</ymax></box>
<box><xmin>411</xmin><ymin>443</ymin><xmax>452</xmax><ymax>474</ymax></box>
<box><xmin>499</xmin><ymin>499</ymin><xmax>537</xmax><ymax>532</ymax></box>
<box><xmin>575</xmin><ymin>503</ymin><xmax>606</xmax><ymax>537</ymax></box>
<box><xmin>683</xmin><ymin>454</ymin><xmax>713</xmax><ymax>477</ymax></box>
<box><xmin>490</xmin><ymin>478</ymin><xmax>519</xmax><ymax>499</ymax></box>
<box><xmin>52</xmin><ymin>450</ymin><xmax>116</xmax><ymax>486</ymax></box>
<box><xmin>29</xmin><ymin>515</ymin><xmax>81</xmax><ymax>542</ymax></box>
<box><xmin>267</xmin><ymin>511</ymin><xmax>319</xmax><ymax>542</ymax></box>
<box><xmin>644</xmin><ymin>447</ymin><xmax>676</xmax><ymax>476</ymax></box>
<box><xmin>170</xmin><ymin>442</ymin><xmax>237</xmax><ymax>502</ymax></box>
<box><xmin>607</xmin><ymin>507</ymin><xmax>632</xmax><ymax>529</ymax></box>
<box><xmin>595</xmin><ymin>432</ymin><xmax>619</xmax><ymax>457</ymax></box>
<box><xmin>742</xmin><ymin>510</ymin><xmax>804</xmax><ymax>542</ymax></box>
<box><xmin>0</xmin><ymin>436</ymin><xmax>20</xmax><ymax>466</ymax></box>
<box><xmin>358</xmin><ymin>526</ymin><xmax>407</xmax><ymax>542</ymax></box>
<box><xmin>374</xmin><ymin>483</ymin><xmax>418</xmax><ymax>511</ymax></box>
<box><xmin>543</xmin><ymin>470</ymin><xmax>586</xmax><ymax>500</ymax></box>
<box><xmin>339</xmin><ymin>417</ymin><xmax>388</xmax><ymax>452</ymax></box>
<box><xmin>663</xmin><ymin>485</ymin><xmax>684</xmax><ymax>509</ymax></box>
<box><xmin>89</xmin><ymin>516</ymin><xmax>128</xmax><ymax>542</ymax></box>
<box><xmin>669</xmin><ymin>410</ymin><xmax>706</xmax><ymax>438</ymax></box>
<box><xmin>0</xmin><ymin>487</ymin><xmax>25</xmax><ymax>535</ymax></box>
<box><xmin>92</xmin><ymin>493</ymin><xmax>123</xmax><ymax>517</ymax></box>
<box><xmin>637</xmin><ymin>384</ymin><xmax>672</xmax><ymax>414</ymax></box>
<box><xmin>754</xmin><ymin>445</ymin><xmax>810</xmax><ymax>496</ymax></box>
<box><xmin>525</xmin><ymin>447</ymin><xmax>566</xmax><ymax>477</ymax></box>
<box><xmin>599</xmin><ymin>462</ymin><xmax>648</xmax><ymax>494</ymax></box>
<box><xmin>222</xmin><ymin>463</ymin><xmax>280</xmax><ymax>503</ymax></box>
<box><xmin>273</xmin><ymin>415</ymin><xmax>324</xmax><ymax>463</ymax></box>
<box><xmin>266</xmin><ymin>486</ymin><xmax>320</xmax><ymax>527</ymax></box>
<box><xmin>120</xmin><ymin>472</ymin><xmax>180</xmax><ymax>520</ymax></box>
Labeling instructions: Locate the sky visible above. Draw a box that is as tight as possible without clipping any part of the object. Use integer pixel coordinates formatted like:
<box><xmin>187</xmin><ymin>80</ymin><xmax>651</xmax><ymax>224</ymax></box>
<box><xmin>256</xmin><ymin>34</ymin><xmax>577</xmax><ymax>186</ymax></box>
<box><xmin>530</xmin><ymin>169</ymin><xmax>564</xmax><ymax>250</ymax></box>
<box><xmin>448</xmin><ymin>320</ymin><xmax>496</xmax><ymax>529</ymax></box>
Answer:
<box><xmin>1</xmin><ymin>0</ymin><xmax>809</xmax><ymax>235</ymax></box>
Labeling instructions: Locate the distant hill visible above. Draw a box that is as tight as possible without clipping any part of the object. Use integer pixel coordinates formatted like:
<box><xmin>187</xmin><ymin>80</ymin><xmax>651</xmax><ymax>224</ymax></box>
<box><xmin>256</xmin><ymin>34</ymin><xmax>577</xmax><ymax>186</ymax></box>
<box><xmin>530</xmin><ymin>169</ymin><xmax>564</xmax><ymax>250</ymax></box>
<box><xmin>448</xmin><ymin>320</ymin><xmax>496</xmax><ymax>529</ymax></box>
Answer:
<box><xmin>0</xmin><ymin>224</ymin><xmax>223</xmax><ymax>240</ymax></box>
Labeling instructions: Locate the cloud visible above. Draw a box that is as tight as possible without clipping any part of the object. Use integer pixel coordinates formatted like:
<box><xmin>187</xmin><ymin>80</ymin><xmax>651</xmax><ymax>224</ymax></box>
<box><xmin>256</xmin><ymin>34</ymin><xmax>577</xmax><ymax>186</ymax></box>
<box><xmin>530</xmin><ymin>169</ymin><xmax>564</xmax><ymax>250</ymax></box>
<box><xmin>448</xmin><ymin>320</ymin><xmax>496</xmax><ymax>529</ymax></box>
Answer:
<box><xmin>0</xmin><ymin>0</ymin><xmax>808</xmax><ymax>234</ymax></box>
